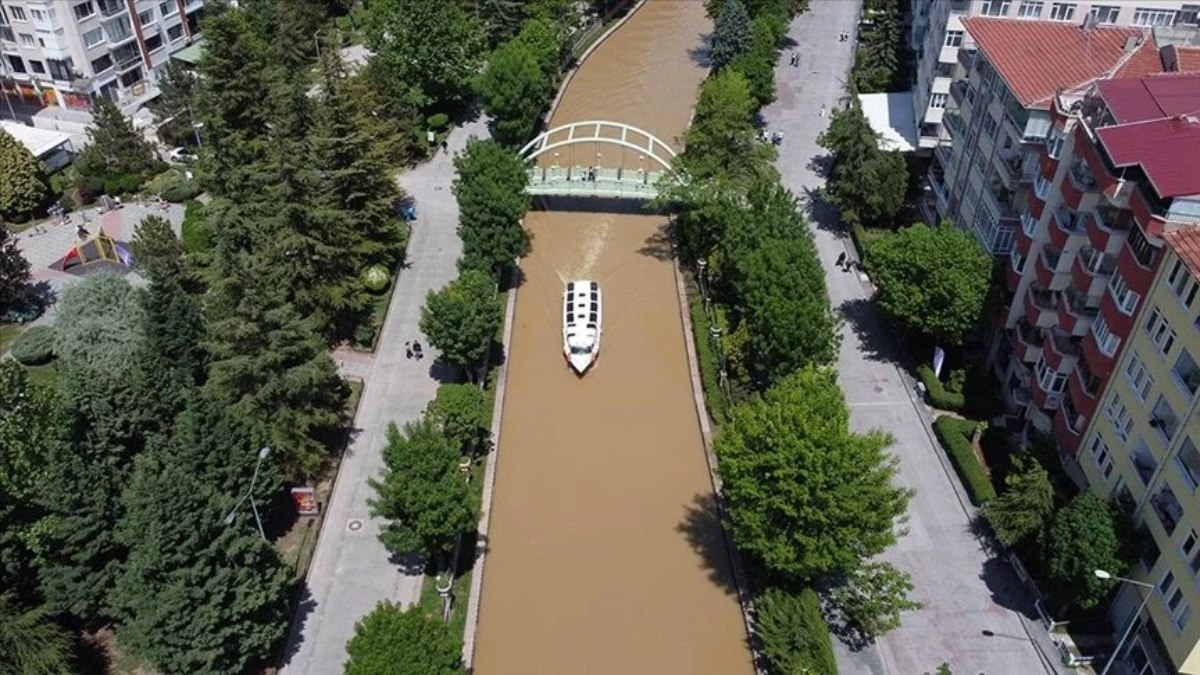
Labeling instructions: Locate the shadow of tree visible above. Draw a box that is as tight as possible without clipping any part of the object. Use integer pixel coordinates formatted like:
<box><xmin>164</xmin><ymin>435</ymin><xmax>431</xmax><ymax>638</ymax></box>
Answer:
<box><xmin>276</xmin><ymin>582</ymin><xmax>319</xmax><ymax>669</ymax></box>
<box><xmin>979</xmin><ymin>557</ymin><xmax>1039</xmax><ymax>622</ymax></box>
<box><xmin>676</xmin><ymin>492</ymin><xmax>741</xmax><ymax>598</ymax></box>
<box><xmin>638</xmin><ymin>224</ymin><xmax>674</xmax><ymax>261</ymax></box>
<box><xmin>688</xmin><ymin>32</ymin><xmax>713</xmax><ymax>68</ymax></box>
<box><xmin>838</xmin><ymin>297</ymin><xmax>902</xmax><ymax>364</ymax></box>
<box><xmin>802</xmin><ymin>184</ymin><xmax>845</xmax><ymax>237</ymax></box>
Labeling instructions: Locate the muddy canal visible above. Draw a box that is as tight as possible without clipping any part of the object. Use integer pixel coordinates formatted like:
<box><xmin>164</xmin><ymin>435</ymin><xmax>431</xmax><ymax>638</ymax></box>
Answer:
<box><xmin>472</xmin><ymin>2</ymin><xmax>755</xmax><ymax>673</ymax></box>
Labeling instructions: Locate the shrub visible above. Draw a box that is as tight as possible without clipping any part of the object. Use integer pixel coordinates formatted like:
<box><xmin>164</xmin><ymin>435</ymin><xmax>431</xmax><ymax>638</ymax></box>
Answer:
<box><xmin>917</xmin><ymin>365</ymin><xmax>965</xmax><ymax>411</ymax></box>
<box><xmin>689</xmin><ymin>289</ymin><xmax>726</xmax><ymax>425</ymax></box>
<box><xmin>932</xmin><ymin>415</ymin><xmax>996</xmax><ymax>505</ymax></box>
<box><xmin>11</xmin><ymin>325</ymin><xmax>55</xmax><ymax>365</ymax></box>
<box><xmin>75</xmin><ymin>176</ymin><xmax>105</xmax><ymax>204</ymax></box>
<box><xmin>180</xmin><ymin>200</ymin><xmax>209</xmax><ymax>254</ymax></box>
<box><xmin>101</xmin><ymin>171</ymin><xmax>145</xmax><ymax>195</ymax></box>
<box><xmin>756</xmin><ymin>586</ymin><xmax>837</xmax><ymax>675</ymax></box>
<box><xmin>362</xmin><ymin>265</ymin><xmax>391</xmax><ymax>294</ymax></box>
<box><xmin>426</xmin><ymin>113</ymin><xmax>449</xmax><ymax>131</ymax></box>
<box><xmin>160</xmin><ymin>180</ymin><xmax>201</xmax><ymax>203</ymax></box>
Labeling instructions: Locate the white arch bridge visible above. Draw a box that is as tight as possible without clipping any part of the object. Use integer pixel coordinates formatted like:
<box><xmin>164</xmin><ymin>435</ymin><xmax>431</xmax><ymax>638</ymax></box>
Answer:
<box><xmin>518</xmin><ymin>120</ymin><xmax>677</xmax><ymax>200</ymax></box>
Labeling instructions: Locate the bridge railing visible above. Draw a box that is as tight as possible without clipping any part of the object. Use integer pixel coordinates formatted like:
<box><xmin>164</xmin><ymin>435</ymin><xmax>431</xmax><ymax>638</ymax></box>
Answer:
<box><xmin>527</xmin><ymin>165</ymin><xmax>664</xmax><ymax>199</ymax></box>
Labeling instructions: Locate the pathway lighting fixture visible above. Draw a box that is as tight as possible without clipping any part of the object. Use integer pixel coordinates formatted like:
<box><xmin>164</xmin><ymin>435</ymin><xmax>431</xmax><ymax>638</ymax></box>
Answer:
<box><xmin>223</xmin><ymin>446</ymin><xmax>271</xmax><ymax>542</ymax></box>
<box><xmin>1094</xmin><ymin>569</ymin><xmax>1154</xmax><ymax>675</ymax></box>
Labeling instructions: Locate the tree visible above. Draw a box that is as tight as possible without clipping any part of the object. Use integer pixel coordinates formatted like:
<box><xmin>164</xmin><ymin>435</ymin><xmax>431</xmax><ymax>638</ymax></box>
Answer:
<box><xmin>831</xmin><ymin>561</ymin><xmax>921</xmax><ymax>639</ymax></box>
<box><xmin>817</xmin><ymin>102</ymin><xmax>906</xmax><ymax>228</ymax></box>
<box><xmin>982</xmin><ymin>455</ymin><xmax>1054</xmax><ymax>547</ymax></box>
<box><xmin>1043</xmin><ymin>493</ymin><xmax>1125</xmax><ymax>610</ymax></box>
<box><xmin>130</xmin><ymin>272</ymin><xmax>207</xmax><ymax>443</ymax></box>
<box><xmin>452</xmin><ymin>139</ymin><xmax>530</xmax><ymax>276</ymax></box>
<box><xmin>0</xmin><ymin>594</ymin><xmax>74</xmax><ymax>675</ymax></box>
<box><xmin>474</xmin><ymin>0</ymin><xmax>528</xmax><ymax>46</ymax></box>
<box><xmin>476</xmin><ymin>32</ymin><xmax>556</xmax><ymax>146</ymax></box>
<box><xmin>852</xmin><ymin>0</ymin><xmax>903</xmax><ymax>93</ymax></box>
<box><xmin>867</xmin><ymin>223</ymin><xmax>991</xmax><ymax>346</ymax></box>
<box><xmin>727</xmin><ymin>13</ymin><xmax>785</xmax><ymax>107</ymax></box>
<box><xmin>0</xmin><ymin>228</ymin><xmax>31</xmax><ymax>316</ymax></box>
<box><xmin>676</xmin><ymin>69</ymin><xmax>772</xmax><ymax>188</ymax></box>
<box><xmin>148</xmin><ymin>60</ymin><xmax>198</xmax><ymax>147</ymax></box>
<box><xmin>130</xmin><ymin>214</ymin><xmax>186</xmax><ymax>282</ymax></box>
<box><xmin>345</xmin><ymin>601</ymin><xmax>462</xmax><ymax>675</ymax></box>
<box><xmin>425</xmin><ymin>383</ymin><xmax>491</xmax><ymax>456</ymax></box>
<box><xmin>0</xmin><ymin>127</ymin><xmax>50</xmax><ymax>221</ymax></box>
<box><xmin>755</xmin><ymin>587</ymin><xmax>838</xmax><ymax>675</ymax></box>
<box><xmin>363</xmin><ymin>0</ymin><xmax>486</xmax><ymax>112</ymax></box>
<box><xmin>76</xmin><ymin>97</ymin><xmax>158</xmax><ymax>178</ymax></box>
<box><xmin>419</xmin><ymin>270</ymin><xmax>502</xmax><ymax>380</ymax></box>
<box><xmin>369</xmin><ymin>420</ymin><xmax>478</xmax><ymax>564</ymax></box>
<box><xmin>715</xmin><ymin>367</ymin><xmax>911</xmax><ymax>582</ymax></box>
<box><xmin>711</xmin><ymin>0</ymin><xmax>752</xmax><ymax>70</ymax></box>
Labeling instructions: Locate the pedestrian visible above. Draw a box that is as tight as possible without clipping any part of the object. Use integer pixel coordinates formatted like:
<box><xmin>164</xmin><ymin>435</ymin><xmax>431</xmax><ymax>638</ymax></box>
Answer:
<box><xmin>836</xmin><ymin>252</ymin><xmax>847</xmax><ymax>269</ymax></box>
<box><xmin>405</xmin><ymin>347</ymin><xmax>413</xmax><ymax>360</ymax></box>
<box><xmin>413</xmin><ymin>340</ymin><xmax>423</xmax><ymax>355</ymax></box>
<box><xmin>442</xmin><ymin>140</ymin><xmax>449</xmax><ymax>154</ymax></box>
<box><xmin>819</xmin><ymin>104</ymin><xmax>826</xmax><ymax>118</ymax></box>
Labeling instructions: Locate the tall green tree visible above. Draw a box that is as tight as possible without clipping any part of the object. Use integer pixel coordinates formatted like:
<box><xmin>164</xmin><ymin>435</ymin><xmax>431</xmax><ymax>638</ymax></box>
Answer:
<box><xmin>867</xmin><ymin>223</ymin><xmax>991</xmax><ymax>346</ymax></box>
<box><xmin>148</xmin><ymin>60</ymin><xmax>199</xmax><ymax>147</ymax></box>
<box><xmin>76</xmin><ymin>97</ymin><xmax>158</xmax><ymax>178</ymax></box>
<box><xmin>0</xmin><ymin>128</ymin><xmax>50</xmax><ymax>221</ymax></box>
<box><xmin>452</xmin><ymin>139</ymin><xmax>530</xmax><ymax>276</ymax></box>
<box><xmin>369</xmin><ymin>420</ymin><xmax>479</xmax><ymax>565</ymax></box>
<box><xmin>675</xmin><ymin>69</ymin><xmax>772</xmax><ymax>188</ymax></box>
<box><xmin>0</xmin><ymin>228</ymin><xmax>31</xmax><ymax>315</ymax></box>
<box><xmin>419</xmin><ymin>270</ymin><xmax>502</xmax><ymax>380</ymax></box>
<box><xmin>728</xmin><ymin>13</ymin><xmax>786</xmax><ymax>107</ymax></box>
<box><xmin>425</xmin><ymin>383</ymin><xmax>491</xmax><ymax>457</ymax></box>
<box><xmin>1043</xmin><ymin>493</ymin><xmax>1125</xmax><ymax>610</ymax></box>
<box><xmin>477</xmin><ymin>31</ymin><xmax>556</xmax><ymax>146</ymax></box>
<box><xmin>982</xmin><ymin>455</ymin><xmax>1054</xmax><ymax>547</ymax></box>
<box><xmin>345</xmin><ymin>601</ymin><xmax>462</xmax><ymax>675</ymax></box>
<box><xmin>473</xmin><ymin>0</ymin><xmax>528</xmax><ymax>46</ymax></box>
<box><xmin>755</xmin><ymin>587</ymin><xmax>838</xmax><ymax>675</ymax></box>
<box><xmin>711</xmin><ymin>0</ymin><xmax>752</xmax><ymax>70</ymax></box>
<box><xmin>131</xmin><ymin>273</ymin><xmax>207</xmax><ymax>443</ymax></box>
<box><xmin>852</xmin><ymin>0</ymin><xmax>903</xmax><ymax>93</ymax></box>
<box><xmin>817</xmin><ymin>102</ymin><xmax>906</xmax><ymax>228</ymax></box>
<box><xmin>715</xmin><ymin>367</ymin><xmax>912</xmax><ymax>582</ymax></box>
<box><xmin>131</xmin><ymin>214</ymin><xmax>187</xmax><ymax>282</ymax></box>
<box><xmin>363</xmin><ymin>0</ymin><xmax>486</xmax><ymax>112</ymax></box>
<box><xmin>831</xmin><ymin>561</ymin><xmax>921</xmax><ymax>639</ymax></box>
<box><xmin>0</xmin><ymin>593</ymin><xmax>74</xmax><ymax>675</ymax></box>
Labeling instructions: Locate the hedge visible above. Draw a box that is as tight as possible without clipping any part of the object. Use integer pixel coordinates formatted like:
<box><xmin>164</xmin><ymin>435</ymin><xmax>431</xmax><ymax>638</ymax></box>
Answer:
<box><xmin>932</xmin><ymin>415</ymin><xmax>996</xmax><ymax>505</ymax></box>
<box><xmin>181</xmin><ymin>200</ymin><xmax>209</xmax><ymax>255</ymax></box>
<box><xmin>917</xmin><ymin>365</ymin><xmax>965</xmax><ymax>411</ymax></box>
<box><xmin>11</xmin><ymin>325</ymin><xmax>55</xmax><ymax>366</ymax></box>
<box><xmin>756</xmin><ymin>586</ymin><xmax>838</xmax><ymax>675</ymax></box>
<box><xmin>688</xmin><ymin>288</ymin><xmax>727</xmax><ymax>426</ymax></box>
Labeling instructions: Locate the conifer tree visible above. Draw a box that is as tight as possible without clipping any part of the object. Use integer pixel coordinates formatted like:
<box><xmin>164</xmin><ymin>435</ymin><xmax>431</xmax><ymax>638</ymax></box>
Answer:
<box><xmin>148</xmin><ymin>60</ymin><xmax>198</xmax><ymax>147</ymax></box>
<box><xmin>711</xmin><ymin>0</ymin><xmax>752</xmax><ymax>70</ymax></box>
<box><xmin>0</xmin><ymin>228</ymin><xmax>31</xmax><ymax>316</ymax></box>
<box><xmin>0</xmin><ymin>127</ymin><xmax>50</xmax><ymax>221</ymax></box>
<box><xmin>77</xmin><ymin>97</ymin><xmax>157</xmax><ymax>177</ymax></box>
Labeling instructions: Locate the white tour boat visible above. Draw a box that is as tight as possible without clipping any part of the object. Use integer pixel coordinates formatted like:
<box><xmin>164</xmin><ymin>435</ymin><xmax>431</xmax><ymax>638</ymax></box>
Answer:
<box><xmin>563</xmin><ymin>280</ymin><xmax>602</xmax><ymax>375</ymax></box>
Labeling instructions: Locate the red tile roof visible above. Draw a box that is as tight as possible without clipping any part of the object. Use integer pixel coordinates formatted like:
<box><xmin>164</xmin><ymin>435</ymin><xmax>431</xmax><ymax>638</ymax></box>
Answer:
<box><xmin>1096</xmin><ymin>115</ymin><xmax>1200</xmax><ymax>199</ymax></box>
<box><xmin>1164</xmin><ymin>45</ymin><xmax>1200</xmax><ymax>73</ymax></box>
<box><xmin>962</xmin><ymin>18</ymin><xmax>1161</xmax><ymax>109</ymax></box>
<box><xmin>1098</xmin><ymin>74</ymin><xmax>1200</xmax><ymax>123</ymax></box>
<box><xmin>1164</xmin><ymin>228</ymin><xmax>1200</xmax><ymax>280</ymax></box>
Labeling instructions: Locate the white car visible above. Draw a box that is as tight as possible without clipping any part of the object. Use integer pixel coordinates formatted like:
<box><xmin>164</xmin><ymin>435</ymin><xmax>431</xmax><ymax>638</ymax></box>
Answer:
<box><xmin>167</xmin><ymin>147</ymin><xmax>196</xmax><ymax>164</ymax></box>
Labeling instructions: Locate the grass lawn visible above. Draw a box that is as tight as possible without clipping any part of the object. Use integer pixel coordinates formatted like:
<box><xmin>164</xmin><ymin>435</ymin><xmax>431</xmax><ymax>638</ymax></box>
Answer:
<box><xmin>25</xmin><ymin>362</ymin><xmax>58</xmax><ymax>388</ymax></box>
<box><xmin>0</xmin><ymin>322</ymin><xmax>22</xmax><ymax>353</ymax></box>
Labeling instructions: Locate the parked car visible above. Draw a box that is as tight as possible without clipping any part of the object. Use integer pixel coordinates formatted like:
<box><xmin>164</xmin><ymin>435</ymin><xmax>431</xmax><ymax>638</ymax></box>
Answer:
<box><xmin>167</xmin><ymin>147</ymin><xmax>197</xmax><ymax>164</ymax></box>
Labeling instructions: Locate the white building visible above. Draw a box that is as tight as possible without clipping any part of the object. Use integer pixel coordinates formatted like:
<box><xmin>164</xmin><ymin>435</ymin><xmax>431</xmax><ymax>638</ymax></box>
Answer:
<box><xmin>909</xmin><ymin>0</ymin><xmax>1200</xmax><ymax>151</ymax></box>
<box><xmin>0</xmin><ymin>0</ymin><xmax>205</xmax><ymax>116</ymax></box>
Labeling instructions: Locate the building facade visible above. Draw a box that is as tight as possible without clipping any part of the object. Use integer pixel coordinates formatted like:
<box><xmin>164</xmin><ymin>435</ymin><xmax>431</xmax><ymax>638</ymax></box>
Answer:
<box><xmin>0</xmin><ymin>0</ymin><xmax>204</xmax><ymax>114</ymax></box>
<box><xmin>909</xmin><ymin>0</ymin><xmax>1200</xmax><ymax>150</ymax></box>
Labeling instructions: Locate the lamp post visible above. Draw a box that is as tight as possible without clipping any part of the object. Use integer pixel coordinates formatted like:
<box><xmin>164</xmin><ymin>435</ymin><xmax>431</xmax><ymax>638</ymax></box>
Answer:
<box><xmin>223</xmin><ymin>446</ymin><xmax>271</xmax><ymax>542</ymax></box>
<box><xmin>1095</xmin><ymin>569</ymin><xmax>1154</xmax><ymax>675</ymax></box>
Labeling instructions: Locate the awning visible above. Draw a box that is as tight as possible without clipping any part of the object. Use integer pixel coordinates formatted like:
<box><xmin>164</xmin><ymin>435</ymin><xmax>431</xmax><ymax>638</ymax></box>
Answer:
<box><xmin>857</xmin><ymin>91</ymin><xmax>918</xmax><ymax>153</ymax></box>
<box><xmin>171</xmin><ymin>40</ymin><xmax>205</xmax><ymax>66</ymax></box>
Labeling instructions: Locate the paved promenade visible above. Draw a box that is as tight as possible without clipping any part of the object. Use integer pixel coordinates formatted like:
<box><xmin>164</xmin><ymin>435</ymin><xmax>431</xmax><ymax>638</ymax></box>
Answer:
<box><xmin>763</xmin><ymin>3</ymin><xmax>1057</xmax><ymax>674</ymax></box>
<box><xmin>279</xmin><ymin>115</ymin><xmax>487</xmax><ymax>675</ymax></box>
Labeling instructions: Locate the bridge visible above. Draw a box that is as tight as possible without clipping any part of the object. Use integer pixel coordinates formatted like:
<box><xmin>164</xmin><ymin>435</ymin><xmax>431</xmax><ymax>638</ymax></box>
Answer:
<box><xmin>519</xmin><ymin>120</ymin><xmax>677</xmax><ymax>200</ymax></box>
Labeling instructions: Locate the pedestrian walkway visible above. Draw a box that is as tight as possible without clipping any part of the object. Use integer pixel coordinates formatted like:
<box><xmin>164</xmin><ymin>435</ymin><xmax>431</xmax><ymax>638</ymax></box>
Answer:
<box><xmin>763</xmin><ymin>3</ymin><xmax>1059</xmax><ymax>674</ymax></box>
<box><xmin>278</xmin><ymin>115</ymin><xmax>488</xmax><ymax>675</ymax></box>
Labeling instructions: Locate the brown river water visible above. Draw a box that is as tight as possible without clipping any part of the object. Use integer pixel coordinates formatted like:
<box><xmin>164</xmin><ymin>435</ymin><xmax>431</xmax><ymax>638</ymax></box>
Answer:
<box><xmin>472</xmin><ymin>2</ymin><xmax>755</xmax><ymax>673</ymax></box>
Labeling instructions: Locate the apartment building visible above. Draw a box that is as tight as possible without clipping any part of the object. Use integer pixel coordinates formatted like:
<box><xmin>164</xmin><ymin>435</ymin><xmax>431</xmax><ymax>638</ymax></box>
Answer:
<box><xmin>909</xmin><ymin>0</ymin><xmax>1200</xmax><ymax>150</ymax></box>
<box><xmin>0</xmin><ymin>0</ymin><xmax>204</xmax><ymax>114</ymax></box>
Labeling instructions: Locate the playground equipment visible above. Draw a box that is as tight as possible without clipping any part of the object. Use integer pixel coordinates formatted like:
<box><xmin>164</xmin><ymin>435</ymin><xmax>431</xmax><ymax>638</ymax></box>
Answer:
<box><xmin>59</xmin><ymin>224</ymin><xmax>132</xmax><ymax>272</ymax></box>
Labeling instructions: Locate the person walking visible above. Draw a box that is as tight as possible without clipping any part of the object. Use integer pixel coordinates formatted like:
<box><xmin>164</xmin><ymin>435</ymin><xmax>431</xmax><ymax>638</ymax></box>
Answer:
<box><xmin>836</xmin><ymin>252</ymin><xmax>847</xmax><ymax>270</ymax></box>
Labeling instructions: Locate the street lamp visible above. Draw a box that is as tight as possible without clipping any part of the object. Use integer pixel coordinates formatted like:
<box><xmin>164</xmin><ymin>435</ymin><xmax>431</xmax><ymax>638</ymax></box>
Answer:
<box><xmin>1094</xmin><ymin>569</ymin><xmax>1154</xmax><ymax>675</ymax></box>
<box><xmin>223</xmin><ymin>446</ymin><xmax>271</xmax><ymax>542</ymax></box>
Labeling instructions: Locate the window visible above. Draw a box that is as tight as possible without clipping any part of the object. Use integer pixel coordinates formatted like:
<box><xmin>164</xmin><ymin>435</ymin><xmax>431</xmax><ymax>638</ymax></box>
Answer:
<box><xmin>1108</xmin><ymin>274</ymin><xmax>1141</xmax><ymax>315</ymax></box>
<box><xmin>981</xmin><ymin>0</ymin><xmax>1012</xmax><ymax>16</ymax></box>
<box><xmin>1011</xmin><ymin>248</ymin><xmax>1026</xmax><ymax>274</ymax></box>
<box><xmin>1177</xmin><ymin>438</ymin><xmax>1200</xmax><ymax>492</ymax></box>
<box><xmin>945</xmin><ymin>30</ymin><xmax>964</xmax><ymax>47</ymax></box>
<box><xmin>0</xmin><ymin>27</ymin><xmax>12</xmax><ymax>43</ymax></box>
<box><xmin>1106</xmin><ymin>393</ymin><xmax>1133</xmax><ymax>442</ymax></box>
<box><xmin>1146</xmin><ymin>307</ymin><xmax>1176</xmax><ymax>358</ymax></box>
<box><xmin>1180</xmin><ymin>5</ymin><xmax>1200</xmax><ymax>25</ymax></box>
<box><xmin>5</xmin><ymin>55</ymin><xmax>25</xmax><ymax>74</ymax></box>
<box><xmin>1125</xmin><ymin>352</ymin><xmax>1155</xmax><ymax>401</ymax></box>
<box><xmin>1181</xmin><ymin>529</ymin><xmax>1200</xmax><ymax>569</ymax></box>
<box><xmin>1036</xmin><ymin>354</ymin><xmax>1069</xmax><ymax>393</ymax></box>
<box><xmin>47</xmin><ymin>58</ymin><xmax>72</xmax><ymax>81</ymax></box>
<box><xmin>1166</xmin><ymin>259</ymin><xmax>1199</xmax><ymax>308</ymax></box>
<box><xmin>137</xmin><ymin>9</ymin><xmax>153</xmax><ymax>26</ymax></box>
<box><xmin>83</xmin><ymin>27</ymin><xmax>104</xmax><ymax>48</ymax></box>
<box><xmin>1093</xmin><ymin>315</ymin><xmax>1121</xmax><ymax>357</ymax></box>
<box><xmin>90</xmin><ymin>53</ymin><xmax>113</xmax><ymax>74</ymax></box>
<box><xmin>1134</xmin><ymin>7</ymin><xmax>1178</xmax><ymax>26</ymax></box>
<box><xmin>1047</xmin><ymin>131</ymin><xmax>1065</xmax><ymax>158</ymax></box>
<box><xmin>929</xmin><ymin>93</ymin><xmax>947</xmax><ymax>110</ymax></box>
<box><xmin>1175</xmin><ymin>349</ymin><xmax>1200</xmax><ymax>397</ymax></box>
<box><xmin>159</xmin><ymin>2</ymin><xmax>178</xmax><ymax>17</ymax></box>
<box><xmin>1090</xmin><ymin>435</ymin><xmax>1114</xmax><ymax>479</ymax></box>
<box><xmin>18</xmin><ymin>32</ymin><xmax>33</xmax><ymax>46</ymax></box>
<box><xmin>29</xmin><ymin>9</ymin><xmax>44</xmax><ymax>22</ymax></box>
<box><xmin>8</xmin><ymin>6</ymin><xmax>26</xmax><ymax>21</ymax></box>
<box><xmin>1090</xmin><ymin>5</ymin><xmax>1120</xmax><ymax>23</ymax></box>
<box><xmin>166</xmin><ymin>23</ymin><xmax>183</xmax><ymax>41</ymax></box>
<box><xmin>1018</xmin><ymin>0</ymin><xmax>1044</xmax><ymax>17</ymax></box>
<box><xmin>1150</xmin><ymin>395</ymin><xmax>1180</xmax><ymax>444</ymax></box>
<box><xmin>28</xmin><ymin>60</ymin><xmax>44</xmax><ymax>75</ymax></box>
<box><xmin>144</xmin><ymin>32</ymin><xmax>162</xmax><ymax>52</ymax></box>
<box><xmin>1159</xmin><ymin>571</ymin><xmax>1192</xmax><ymax>631</ymax></box>
<box><xmin>1049</xmin><ymin>2</ymin><xmax>1075</xmax><ymax>21</ymax></box>
<box><xmin>73</xmin><ymin>2</ymin><xmax>96</xmax><ymax>21</ymax></box>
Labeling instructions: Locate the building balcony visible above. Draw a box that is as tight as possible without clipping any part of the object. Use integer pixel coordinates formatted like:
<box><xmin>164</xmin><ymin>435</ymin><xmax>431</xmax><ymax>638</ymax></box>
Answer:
<box><xmin>1043</xmin><ymin>331</ymin><xmax>1080</xmax><ymax>373</ymax></box>
<box><xmin>1024</xmin><ymin>284</ymin><xmax>1058</xmax><ymax>328</ymax></box>
<box><xmin>957</xmin><ymin>46</ymin><xmax>976</xmax><ymax>70</ymax></box>
<box><xmin>928</xmin><ymin>166</ymin><xmax>949</xmax><ymax>215</ymax></box>
<box><xmin>1005</xmin><ymin>257</ymin><xmax>1023</xmax><ymax>293</ymax></box>
<box><xmin>98</xmin><ymin>0</ymin><xmax>127</xmax><ymax>17</ymax></box>
<box><xmin>1081</xmin><ymin>322</ymin><xmax>1118</xmax><ymax>381</ymax></box>
<box><xmin>1086</xmin><ymin>206</ymin><xmax>1133</xmax><ymax>254</ymax></box>
<box><xmin>1013</xmin><ymin>319</ymin><xmax>1047</xmax><ymax>363</ymax></box>
<box><xmin>1071</xmin><ymin>246</ymin><xmax>1116</xmax><ymax>297</ymax></box>
<box><xmin>1056</xmin><ymin>287</ymin><xmax>1098</xmax><ymax>337</ymax></box>
<box><xmin>1031</xmin><ymin>374</ymin><xmax>1064</xmax><ymax>411</ymax></box>
<box><xmin>943</xmin><ymin>111</ymin><xmax>965</xmax><ymax>140</ymax></box>
<box><xmin>1068</xmin><ymin>355</ymin><xmax>1103</xmax><ymax>419</ymax></box>
<box><xmin>1053</xmin><ymin>404</ymin><xmax>1085</xmax><ymax>455</ymax></box>
<box><xmin>1097</xmin><ymin>289</ymin><xmax>1135</xmax><ymax>342</ymax></box>
<box><xmin>949</xmin><ymin>80</ymin><xmax>967</xmax><ymax>108</ymax></box>
<box><xmin>1048</xmin><ymin>206</ymin><xmax>1087</xmax><ymax>250</ymax></box>
<box><xmin>1130</xmin><ymin>445</ymin><xmax>1158</xmax><ymax>486</ymax></box>
<box><xmin>1061</xmin><ymin>161</ymin><xmax>1099</xmax><ymax>211</ymax></box>
<box><xmin>1115</xmin><ymin>234</ymin><xmax>1157</xmax><ymax>296</ymax></box>
<box><xmin>1034</xmin><ymin>245</ymin><xmax>1067</xmax><ymax>290</ymax></box>
<box><xmin>1150</xmin><ymin>485</ymin><xmax>1184</xmax><ymax>537</ymax></box>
